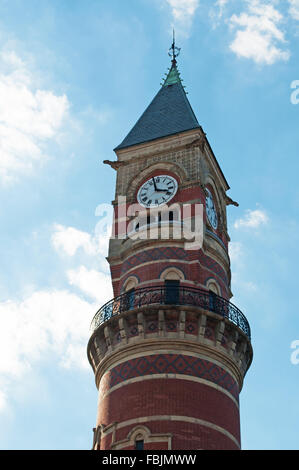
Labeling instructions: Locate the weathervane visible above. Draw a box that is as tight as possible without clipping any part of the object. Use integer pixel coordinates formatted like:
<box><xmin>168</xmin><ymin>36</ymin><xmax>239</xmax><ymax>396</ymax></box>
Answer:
<box><xmin>168</xmin><ymin>29</ymin><xmax>181</xmax><ymax>64</ymax></box>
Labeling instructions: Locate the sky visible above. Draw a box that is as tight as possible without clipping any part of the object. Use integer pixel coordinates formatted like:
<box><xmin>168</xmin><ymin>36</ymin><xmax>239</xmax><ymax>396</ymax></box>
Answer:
<box><xmin>0</xmin><ymin>0</ymin><xmax>299</xmax><ymax>450</ymax></box>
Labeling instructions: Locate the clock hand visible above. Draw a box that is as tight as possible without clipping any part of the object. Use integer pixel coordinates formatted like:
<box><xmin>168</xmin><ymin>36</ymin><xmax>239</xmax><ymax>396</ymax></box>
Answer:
<box><xmin>152</xmin><ymin>178</ymin><xmax>168</xmax><ymax>193</ymax></box>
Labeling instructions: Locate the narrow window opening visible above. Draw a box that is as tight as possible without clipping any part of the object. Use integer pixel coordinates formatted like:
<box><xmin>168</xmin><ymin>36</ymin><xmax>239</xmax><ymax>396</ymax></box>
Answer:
<box><xmin>165</xmin><ymin>280</ymin><xmax>180</xmax><ymax>305</ymax></box>
<box><xmin>135</xmin><ymin>440</ymin><xmax>144</xmax><ymax>450</ymax></box>
<box><xmin>126</xmin><ymin>288</ymin><xmax>135</xmax><ymax>310</ymax></box>
<box><xmin>209</xmin><ymin>289</ymin><xmax>216</xmax><ymax>312</ymax></box>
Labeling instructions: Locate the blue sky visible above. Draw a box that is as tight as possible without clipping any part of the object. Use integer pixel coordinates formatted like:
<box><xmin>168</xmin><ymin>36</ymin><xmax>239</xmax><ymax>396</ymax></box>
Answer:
<box><xmin>0</xmin><ymin>0</ymin><xmax>299</xmax><ymax>450</ymax></box>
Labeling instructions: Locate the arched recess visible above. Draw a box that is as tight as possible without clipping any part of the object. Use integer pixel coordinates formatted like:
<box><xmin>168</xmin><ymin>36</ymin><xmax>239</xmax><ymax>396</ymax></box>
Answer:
<box><xmin>122</xmin><ymin>276</ymin><xmax>139</xmax><ymax>292</ymax></box>
<box><xmin>126</xmin><ymin>161</ymin><xmax>187</xmax><ymax>201</ymax></box>
<box><xmin>206</xmin><ymin>278</ymin><xmax>221</xmax><ymax>296</ymax></box>
<box><xmin>128</xmin><ymin>425</ymin><xmax>150</xmax><ymax>448</ymax></box>
<box><xmin>111</xmin><ymin>425</ymin><xmax>172</xmax><ymax>450</ymax></box>
<box><xmin>160</xmin><ymin>267</ymin><xmax>185</xmax><ymax>281</ymax></box>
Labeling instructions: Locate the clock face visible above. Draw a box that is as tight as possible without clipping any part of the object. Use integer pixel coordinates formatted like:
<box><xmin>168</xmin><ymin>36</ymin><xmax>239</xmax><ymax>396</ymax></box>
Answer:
<box><xmin>137</xmin><ymin>175</ymin><xmax>178</xmax><ymax>208</ymax></box>
<box><xmin>206</xmin><ymin>188</ymin><xmax>218</xmax><ymax>230</ymax></box>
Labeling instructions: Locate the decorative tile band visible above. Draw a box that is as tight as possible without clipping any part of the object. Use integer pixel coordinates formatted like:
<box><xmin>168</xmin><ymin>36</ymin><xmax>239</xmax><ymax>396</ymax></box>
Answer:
<box><xmin>103</xmin><ymin>354</ymin><xmax>239</xmax><ymax>401</ymax></box>
<box><xmin>121</xmin><ymin>247</ymin><xmax>188</xmax><ymax>275</ymax></box>
<box><xmin>119</xmin><ymin>246</ymin><xmax>228</xmax><ymax>287</ymax></box>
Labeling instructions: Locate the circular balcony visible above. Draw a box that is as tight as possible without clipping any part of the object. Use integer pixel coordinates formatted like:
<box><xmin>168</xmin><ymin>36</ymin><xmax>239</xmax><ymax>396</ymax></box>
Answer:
<box><xmin>90</xmin><ymin>285</ymin><xmax>251</xmax><ymax>341</ymax></box>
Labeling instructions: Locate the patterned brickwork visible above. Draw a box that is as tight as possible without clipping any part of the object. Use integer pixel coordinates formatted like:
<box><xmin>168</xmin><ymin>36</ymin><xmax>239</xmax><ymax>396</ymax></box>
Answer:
<box><xmin>116</xmin><ymin>246</ymin><xmax>229</xmax><ymax>298</ymax></box>
<box><xmin>121</xmin><ymin>247</ymin><xmax>188</xmax><ymax>275</ymax></box>
<box><xmin>199</xmin><ymin>251</ymin><xmax>228</xmax><ymax>285</ymax></box>
<box><xmin>100</xmin><ymin>354</ymin><xmax>239</xmax><ymax>401</ymax></box>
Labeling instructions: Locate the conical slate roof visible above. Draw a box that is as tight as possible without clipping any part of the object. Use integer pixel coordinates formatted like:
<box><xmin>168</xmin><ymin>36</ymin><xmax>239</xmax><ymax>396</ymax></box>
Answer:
<box><xmin>114</xmin><ymin>61</ymin><xmax>200</xmax><ymax>151</ymax></box>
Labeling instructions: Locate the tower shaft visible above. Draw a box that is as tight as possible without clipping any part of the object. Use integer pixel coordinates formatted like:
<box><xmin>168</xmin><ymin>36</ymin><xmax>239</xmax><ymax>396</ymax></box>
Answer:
<box><xmin>88</xmin><ymin>47</ymin><xmax>252</xmax><ymax>451</ymax></box>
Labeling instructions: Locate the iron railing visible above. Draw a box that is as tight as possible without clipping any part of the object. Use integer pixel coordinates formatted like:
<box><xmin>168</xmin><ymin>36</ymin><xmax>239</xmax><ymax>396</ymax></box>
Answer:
<box><xmin>90</xmin><ymin>285</ymin><xmax>251</xmax><ymax>340</ymax></box>
<box><xmin>91</xmin><ymin>285</ymin><xmax>251</xmax><ymax>339</ymax></box>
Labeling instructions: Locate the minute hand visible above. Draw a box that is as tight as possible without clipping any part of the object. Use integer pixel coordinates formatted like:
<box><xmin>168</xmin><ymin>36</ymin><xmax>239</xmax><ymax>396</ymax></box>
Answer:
<box><xmin>152</xmin><ymin>177</ymin><xmax>158</xmax><ymax>191</ymax></box>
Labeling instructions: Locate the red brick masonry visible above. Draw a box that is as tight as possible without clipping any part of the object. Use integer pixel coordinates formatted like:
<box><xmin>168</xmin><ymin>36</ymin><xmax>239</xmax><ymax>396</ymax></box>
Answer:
<box><xmin>97</xmin><ymin>354</ymin><xmax>240</xmax><ymax>450</ymax></box>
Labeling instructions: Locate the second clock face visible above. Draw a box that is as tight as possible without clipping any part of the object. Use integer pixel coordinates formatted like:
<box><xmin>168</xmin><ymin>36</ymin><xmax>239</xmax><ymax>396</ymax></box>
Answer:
<box><xmin>206</xmin><ymin>188</ymin><xmax>218</xmax><ymax>230</ymax></box>
<box><xmin>137</xmin><ymin>175</ymin><xmax>178</xmax><ymax>208</ymax></box>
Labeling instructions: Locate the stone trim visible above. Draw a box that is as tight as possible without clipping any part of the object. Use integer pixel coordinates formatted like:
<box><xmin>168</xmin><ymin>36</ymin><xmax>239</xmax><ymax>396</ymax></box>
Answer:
<box><xmin>94</xmin><ymin>341</ymin><xmax>243</xmax><ymax>390</ymax></box>
<box><xmin>110</xmin><ymin>425</ymin><xmax>172</xmax><ymax>450</ymax></box>
<box><xmin>99</xmin><ymin>373</ymin><xmax>240</xmax><ymax>408</ymax></box>
<box><xmin>101</xmin><ymin>415</ymin><xmax>240</xmax><ymax>449</ymax></box>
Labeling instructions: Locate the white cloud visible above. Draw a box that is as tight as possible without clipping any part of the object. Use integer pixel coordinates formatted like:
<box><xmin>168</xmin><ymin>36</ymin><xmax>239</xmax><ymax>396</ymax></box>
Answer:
<box><xmin>67</xmin><ymin>266</ymin><xmax>112</xmax><ymax>303</ymax></box>
<box><xmin>51</xmin><ymin>223</ymin><xmax>111</xmax><ymax>273</ymax></box>
<box><xmin>210</xmin><ymin>0</ymin><xmax>229</xmax><ymax>26</ymax></box>
<box><xmin>234</xmin><ymin>209</ymin><xmax>269</xmax><ymax>229</ymax></box>
<box><xmin>0</xmin><ymin>219</ymin><xmax>114</xmax><ymax>414</ymax></box>
<box><xmin>229</xmin><ymin>241</ymin><xmax>243</xmax><ymax>263</ymax></box>
<box><xmin>0</xmin><ymin>390</ymin><xmax>7</xmax><ymax>413</ymax></box>
<box><xmin>165</xmin><ymin>0</ymin><xmax>199</xmax><ymax>36</ymax></box>
<box><xmin>52</xmin><ymin>224</ymin><xmax>98</xmax><ymax>257</ymax></box>
<box><xmin>0</xmin><ymin>49</ymin><xmax>69</xmax><ymax>184</ymax></box>
<box><xmin>216</xmin><ymin>0</ymin><xmax>229</xmax><ymax>18</ymax></box>
<box><xmin>289</xmin><ymin>0</ymin><xmax>299</xmax><ymax>20</ymax></box>
<box><xmin>0</xmin><ymin>289</ymin><xmax>94</xmax><ymax>412</ymax></box>
<box><xmin>229</xmin><ymin>0</ymin><xmax>290</xmax><ymax>64</ymax></box>
<box><xmin>0</xmin><ymin>280</ymin><xmax>112</xmax><ymax>412</ymax></box>
<box><xmin>0</xmin><ymin>290</ymin><xmax>95</xmax><ymax>374</ymax></box>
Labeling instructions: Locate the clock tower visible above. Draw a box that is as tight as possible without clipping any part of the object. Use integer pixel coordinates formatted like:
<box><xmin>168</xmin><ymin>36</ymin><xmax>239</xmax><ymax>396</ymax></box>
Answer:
<box><xmin>87</xmin><ymin>41</ymin><xmax>253</xmax><ymax>451</ymax></box>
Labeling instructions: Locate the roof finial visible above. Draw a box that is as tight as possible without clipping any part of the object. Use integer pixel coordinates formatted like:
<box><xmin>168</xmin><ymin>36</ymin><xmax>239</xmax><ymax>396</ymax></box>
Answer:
<box><xmin>168</xmin><ymin>29</ymin><xmax>181</xmax><ymax>65</ymax></box>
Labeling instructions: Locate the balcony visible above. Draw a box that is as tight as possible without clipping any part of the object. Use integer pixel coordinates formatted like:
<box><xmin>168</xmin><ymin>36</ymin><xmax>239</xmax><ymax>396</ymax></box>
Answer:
<box><xmin>90</xmin><ymin>285</ymin><xmax>251</xmax><ymax>341</ymax></box>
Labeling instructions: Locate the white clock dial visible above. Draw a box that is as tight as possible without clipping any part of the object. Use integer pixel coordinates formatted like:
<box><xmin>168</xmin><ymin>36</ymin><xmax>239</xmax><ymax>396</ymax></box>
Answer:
<box><xmin>137</xmin><ymin>175</ymin><xmax>178</xmax><ymax>208</ymax></box>
<box><xmin>206</xmin><ymin>188</ymin><xmax>218</xmax><ymax>230</ymax></box>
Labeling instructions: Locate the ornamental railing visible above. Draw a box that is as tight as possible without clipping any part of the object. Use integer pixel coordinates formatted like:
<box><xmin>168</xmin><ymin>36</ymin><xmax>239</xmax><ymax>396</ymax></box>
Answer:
<box><xmin>90</xmin><ymin>285</ymin><xmax>251</xmax><ymax>340</ymax></box>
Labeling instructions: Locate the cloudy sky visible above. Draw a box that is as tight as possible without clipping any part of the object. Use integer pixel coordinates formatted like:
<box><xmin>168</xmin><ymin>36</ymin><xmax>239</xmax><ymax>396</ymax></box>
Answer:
<box><xmin>0</xmin><ymin>0</ymin><xmax>299</xmax><ymax>450</ymax></box>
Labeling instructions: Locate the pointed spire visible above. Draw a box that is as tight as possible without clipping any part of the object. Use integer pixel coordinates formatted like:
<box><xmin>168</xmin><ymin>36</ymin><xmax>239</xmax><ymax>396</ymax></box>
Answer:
<box><xmin>114</xmin><ymin>37</ymin><xmax>200</xmax><ymax>151</ymax></box>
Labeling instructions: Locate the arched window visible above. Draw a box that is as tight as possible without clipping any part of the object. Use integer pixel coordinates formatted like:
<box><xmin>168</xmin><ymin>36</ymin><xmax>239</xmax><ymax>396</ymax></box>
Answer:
<box><xmin>206</xmin><ymin>279</ymin><xmax>220</xmax><ymax>313</ymax></box>
<box><xmin>123</xmin><ymin>277</ymin><xmax>138</xmax><ymax>311</ymax></box>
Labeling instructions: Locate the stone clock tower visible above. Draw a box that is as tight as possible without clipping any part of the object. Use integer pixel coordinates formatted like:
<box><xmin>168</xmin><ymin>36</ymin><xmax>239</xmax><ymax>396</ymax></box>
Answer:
<box><xmin>87</xmin><ymin>41</ymin><xmax>253</xmax><ymax>451</ymax></box>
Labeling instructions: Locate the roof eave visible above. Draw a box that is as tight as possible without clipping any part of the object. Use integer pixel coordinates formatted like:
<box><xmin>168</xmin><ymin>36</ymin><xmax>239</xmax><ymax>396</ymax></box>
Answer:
<box><xmin>113</xmin><ymin>125</ymin><xmax>201</xmax><ymax>153</ymax></box>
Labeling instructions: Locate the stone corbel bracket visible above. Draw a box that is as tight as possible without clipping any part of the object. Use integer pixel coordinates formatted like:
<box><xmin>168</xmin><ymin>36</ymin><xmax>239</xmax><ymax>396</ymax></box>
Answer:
<box><xmin>103</xmin><ymin>160</ymin><xmax>128</xmax><ymax>171</ymax></box>
<box><xmin>186</xmin><ymin>133</ymin><xmax>206</xmax><ymax>152</ymax></box>
<box><xmin>225</xmin><ymin>195</ymin><xmax>239</xmax><ymax>207</ymax></box>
